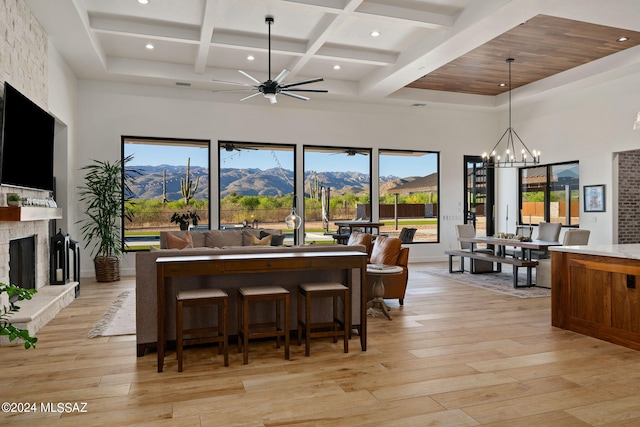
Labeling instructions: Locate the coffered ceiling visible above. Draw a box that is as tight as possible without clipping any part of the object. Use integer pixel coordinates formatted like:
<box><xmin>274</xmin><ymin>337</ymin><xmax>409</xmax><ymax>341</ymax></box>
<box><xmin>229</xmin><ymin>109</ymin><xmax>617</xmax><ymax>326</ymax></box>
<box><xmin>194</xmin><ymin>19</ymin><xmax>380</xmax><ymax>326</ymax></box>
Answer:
<box><xmin>24</xmin><ymin>0</ymin><xmax>640</xmax><ymax>108</ymax></box>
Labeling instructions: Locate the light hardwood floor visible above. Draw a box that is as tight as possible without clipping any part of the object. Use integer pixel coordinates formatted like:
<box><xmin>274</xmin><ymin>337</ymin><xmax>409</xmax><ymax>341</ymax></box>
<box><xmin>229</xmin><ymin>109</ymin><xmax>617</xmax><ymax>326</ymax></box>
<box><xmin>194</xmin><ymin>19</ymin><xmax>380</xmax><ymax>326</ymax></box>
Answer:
<box><xmin>2</xmin><ymin>263</ymin><xmax>640</xmax><ymax>426</ymax></box>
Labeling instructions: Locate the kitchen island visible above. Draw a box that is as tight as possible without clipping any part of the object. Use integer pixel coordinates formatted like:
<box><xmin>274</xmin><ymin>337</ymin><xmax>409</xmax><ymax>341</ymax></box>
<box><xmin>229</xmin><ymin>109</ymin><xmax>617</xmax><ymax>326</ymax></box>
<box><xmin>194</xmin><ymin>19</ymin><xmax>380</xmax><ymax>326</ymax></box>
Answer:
<box><xmin>550</xmin><ymin>244</ymin><xmax>640</xmax><ymax>351</ymax></box>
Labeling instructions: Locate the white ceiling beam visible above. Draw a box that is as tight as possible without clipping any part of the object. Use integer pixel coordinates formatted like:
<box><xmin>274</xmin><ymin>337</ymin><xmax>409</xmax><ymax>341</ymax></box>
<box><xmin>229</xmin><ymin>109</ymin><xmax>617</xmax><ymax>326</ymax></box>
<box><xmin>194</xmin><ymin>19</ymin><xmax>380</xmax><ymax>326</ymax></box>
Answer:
<box><xmin>90</xmin><ymin>17</ymin><xmax>199</xmax><ymax>42</ymax></box>
<box><xmin>316</xmin><ymin>45</ymin><xmax>396</xmax><ymax>65</ymax></box>
<box><xmin>194</xmin><ymin>0</ymin><xmax>218</xmax><ymax>74</ymax></box>
<box><xmin>355</xmin><ymin>2</ymin><xmax>455</xmax><ymax>29</ymax></box>
<box><xmin>286</xmin><ymin>0</ymin><xmax>364</xmax><ymax>77</ymax></box>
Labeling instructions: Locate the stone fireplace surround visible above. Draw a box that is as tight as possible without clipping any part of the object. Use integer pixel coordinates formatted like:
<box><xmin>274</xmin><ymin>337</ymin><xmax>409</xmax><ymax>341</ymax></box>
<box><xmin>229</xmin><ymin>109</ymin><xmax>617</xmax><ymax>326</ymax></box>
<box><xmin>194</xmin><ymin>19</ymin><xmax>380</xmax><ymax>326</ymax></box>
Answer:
<box><xmin>0</xmin><ymin>190</ymin><xmax>77</xmax><ymax>345</ymax></box>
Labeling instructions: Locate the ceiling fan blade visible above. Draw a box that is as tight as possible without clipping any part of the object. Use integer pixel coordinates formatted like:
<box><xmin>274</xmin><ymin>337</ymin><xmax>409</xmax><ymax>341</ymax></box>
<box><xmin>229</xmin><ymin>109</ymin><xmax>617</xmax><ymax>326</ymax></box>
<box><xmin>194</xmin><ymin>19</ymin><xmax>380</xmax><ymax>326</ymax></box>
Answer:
<box><xmin>212</xmin><ymin>89</ymin><xmax>256</xmax><ymax>93</ymax></box>
<box><xmin>280</xmin><ymin>91</ymin><xmax>310</xmax><ymax>101</ymax></box>
<box><xmin>240</xmin><ymin>92</ymin><xmax>261</xmax><ymax>101</ymax></box>
<box><xmin>285</xmin><ymin>89</ymin><xmax>328</xmax><ymax>93</ymax></box>
<box><xmin>238</xmin><ymin>70</ymin><xmax>263</xmax><ymax>85</ymax></box>
<box><xmin>280</xmin><ymin>77</ymin><xmax>324</xmax><ymax>89</ymax></box>
<box><xmin>211</xmin><ymin>79</ymin><xmax>255</xmax><ymax>87</ymax></box>
<box><xmin>274</xmin><ymin>69</ymin><xmax>290</xmax><ymax>84</ymax></box>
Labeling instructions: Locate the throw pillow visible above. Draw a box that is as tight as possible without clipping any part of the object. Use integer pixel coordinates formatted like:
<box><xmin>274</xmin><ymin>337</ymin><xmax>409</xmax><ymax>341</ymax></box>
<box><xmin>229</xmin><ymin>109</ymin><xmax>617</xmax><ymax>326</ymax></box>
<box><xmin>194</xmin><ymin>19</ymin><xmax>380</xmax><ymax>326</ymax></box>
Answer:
<box><xmin>347</xmin><ymin>231</ymin><xmax>373</xmax><ymax>255</ymax></box>
<box><xmin>259</xmin><ymin>230</ymin><xmax>285</xmax><ymax>246</ymax></box>
<box><xmin>165</xmin><ymin>231</ymin><xmax>193</xmax><ymax>249</ymax></box>
<box><xmin>369</xmin><ymin>235</ymin><xmax>401</xmax><ymax>266</ymax></box>
<box><xmin>251</xmin><ymin>234</ymin><xmax>272</xmax><ymax>246</ymax></box>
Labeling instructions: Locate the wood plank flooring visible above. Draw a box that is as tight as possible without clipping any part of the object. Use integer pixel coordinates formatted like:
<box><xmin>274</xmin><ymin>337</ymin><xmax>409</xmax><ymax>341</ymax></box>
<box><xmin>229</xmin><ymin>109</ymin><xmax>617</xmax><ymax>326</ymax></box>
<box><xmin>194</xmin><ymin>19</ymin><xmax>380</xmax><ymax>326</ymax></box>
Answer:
<box><xmin>2</xmin><ymin>263</ymin><xmax>640</xmax><ymax>426</ymax></box>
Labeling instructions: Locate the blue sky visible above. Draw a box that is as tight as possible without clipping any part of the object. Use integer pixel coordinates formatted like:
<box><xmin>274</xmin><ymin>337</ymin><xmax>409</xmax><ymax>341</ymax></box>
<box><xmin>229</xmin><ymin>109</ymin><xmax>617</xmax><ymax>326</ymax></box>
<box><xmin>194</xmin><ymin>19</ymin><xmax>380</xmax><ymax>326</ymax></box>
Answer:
<box><xmin>126</xmin><ymin>144</ymin><xmax>437</xmax><ymax>177</ymax></box>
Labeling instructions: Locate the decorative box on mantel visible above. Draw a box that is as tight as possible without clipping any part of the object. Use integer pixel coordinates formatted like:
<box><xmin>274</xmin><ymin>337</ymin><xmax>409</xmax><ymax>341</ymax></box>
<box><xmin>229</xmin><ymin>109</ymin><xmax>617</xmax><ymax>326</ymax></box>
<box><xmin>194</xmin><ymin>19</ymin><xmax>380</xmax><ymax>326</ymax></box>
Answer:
<box><xmin>0</xmin><ymin>206</ymin><xmax>62</xmax><ymax>222</ymax></box>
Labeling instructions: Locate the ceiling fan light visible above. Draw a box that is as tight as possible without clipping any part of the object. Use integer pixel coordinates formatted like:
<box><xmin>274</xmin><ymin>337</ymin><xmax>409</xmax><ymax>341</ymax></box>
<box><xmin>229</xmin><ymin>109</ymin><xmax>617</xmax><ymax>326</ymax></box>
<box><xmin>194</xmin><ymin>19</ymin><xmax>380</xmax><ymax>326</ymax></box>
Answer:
<box><xmin>265</xmin><ymin>93</ymin><xmax>277</xmax><ymax>104</ymax></box>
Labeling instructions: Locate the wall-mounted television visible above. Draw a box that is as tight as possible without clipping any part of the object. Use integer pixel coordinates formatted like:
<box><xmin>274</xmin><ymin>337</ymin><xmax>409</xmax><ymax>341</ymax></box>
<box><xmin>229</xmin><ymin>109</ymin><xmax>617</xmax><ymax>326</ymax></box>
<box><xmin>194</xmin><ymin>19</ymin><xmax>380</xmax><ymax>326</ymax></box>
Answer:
<box><xmin>0</xmin><ymin>82</ymin><xmax>55</xmax><ymax>192</ymax></box>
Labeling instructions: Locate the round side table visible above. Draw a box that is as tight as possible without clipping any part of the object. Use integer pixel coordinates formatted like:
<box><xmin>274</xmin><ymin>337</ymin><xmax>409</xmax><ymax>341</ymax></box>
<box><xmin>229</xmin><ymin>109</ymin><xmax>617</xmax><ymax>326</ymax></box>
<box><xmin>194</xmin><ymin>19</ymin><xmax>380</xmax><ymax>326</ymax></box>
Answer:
<box><xmin>366</xmin><ymin>264</ymin><xmax>403</xmax><ymax>320</ymax></box>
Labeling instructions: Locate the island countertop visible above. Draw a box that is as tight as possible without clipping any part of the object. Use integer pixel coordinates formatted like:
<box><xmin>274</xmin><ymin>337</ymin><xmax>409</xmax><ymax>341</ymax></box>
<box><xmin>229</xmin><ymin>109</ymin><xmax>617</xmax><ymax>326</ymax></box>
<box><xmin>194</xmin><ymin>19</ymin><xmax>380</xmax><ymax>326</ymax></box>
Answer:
<box><xmin>550</xmin><ymin>243</ymin><xmax>640</xmax><ymax>260</ymax></box>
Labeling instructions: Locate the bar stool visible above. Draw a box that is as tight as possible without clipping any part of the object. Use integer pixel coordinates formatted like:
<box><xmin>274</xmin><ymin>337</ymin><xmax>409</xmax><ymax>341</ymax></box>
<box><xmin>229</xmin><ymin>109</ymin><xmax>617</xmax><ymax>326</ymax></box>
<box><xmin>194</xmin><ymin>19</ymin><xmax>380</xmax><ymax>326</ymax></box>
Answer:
<box><xmin>297</xmin><ymin>282</ymin><xmax>350</xmax><ymax>357</ymax></box>
<box><xmin>176</xmin><ymin>288</ymin><xmax>228</xmax><ymax>372</ymax></box>
<box><xmin>237</xmin><ymin>286</ymin><xmax>290</xmax><ymax>364</ymax></box>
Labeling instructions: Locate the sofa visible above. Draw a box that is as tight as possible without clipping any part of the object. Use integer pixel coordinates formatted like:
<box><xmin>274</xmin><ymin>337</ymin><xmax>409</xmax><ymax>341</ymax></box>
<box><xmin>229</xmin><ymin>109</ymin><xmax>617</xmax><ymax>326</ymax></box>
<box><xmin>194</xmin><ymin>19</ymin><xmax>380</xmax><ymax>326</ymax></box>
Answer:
<box><xmin>135</xmin><ymin>228</ymin><xmax>367</xmax><ymax>356</ymax></box>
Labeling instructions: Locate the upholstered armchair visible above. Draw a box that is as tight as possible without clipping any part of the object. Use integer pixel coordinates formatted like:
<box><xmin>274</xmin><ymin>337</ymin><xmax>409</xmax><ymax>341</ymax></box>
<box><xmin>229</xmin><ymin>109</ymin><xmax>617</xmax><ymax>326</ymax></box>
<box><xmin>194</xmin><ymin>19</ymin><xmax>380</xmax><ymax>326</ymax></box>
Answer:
<box><xmin>367</xmin><ymin>235</ymin><xmax>410</xmax><ymax>306</ymax></box>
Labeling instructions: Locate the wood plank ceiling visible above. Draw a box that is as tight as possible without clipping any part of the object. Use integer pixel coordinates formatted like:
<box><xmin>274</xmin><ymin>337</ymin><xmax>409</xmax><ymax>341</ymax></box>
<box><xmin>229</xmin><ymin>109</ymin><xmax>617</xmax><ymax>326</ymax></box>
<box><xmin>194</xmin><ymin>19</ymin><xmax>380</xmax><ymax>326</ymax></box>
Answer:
<box><xmin>407</xmin><ymin>15</ymin><xmax>640</xmax><ymax>96</ymax></box>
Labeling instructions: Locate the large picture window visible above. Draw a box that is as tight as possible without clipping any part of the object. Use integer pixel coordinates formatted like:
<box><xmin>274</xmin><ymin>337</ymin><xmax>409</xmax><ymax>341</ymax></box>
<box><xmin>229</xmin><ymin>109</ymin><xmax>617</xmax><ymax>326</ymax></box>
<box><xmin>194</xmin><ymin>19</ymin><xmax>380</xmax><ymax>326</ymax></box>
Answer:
<box><xmin>379</xmin><ymin>150</ymin><xmax>439</xmax><ymax>243</ymax></box>
<box><xmin>123</xmin><ymin>137</ymin><xmax>210</xmax><ymax>251</ymax></box>
<box><xmin>519</xmin><ymin>161</ymin><xmax>579</xmax><ymax>226</ymax></box>
<box><xmin>218</xmin><ymin>141</ymin><xmax>296</xmax><ymax>242</ymax></box>
<box><xmin>303</xmin><ymin>146</ymin><xmax>371</xmax><ymax>244</ymax></box>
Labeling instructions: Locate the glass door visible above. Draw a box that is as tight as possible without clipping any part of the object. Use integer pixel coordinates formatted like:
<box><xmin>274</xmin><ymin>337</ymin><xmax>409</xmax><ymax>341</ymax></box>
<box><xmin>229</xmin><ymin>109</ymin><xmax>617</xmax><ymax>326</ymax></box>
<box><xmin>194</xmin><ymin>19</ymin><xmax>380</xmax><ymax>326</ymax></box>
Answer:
<box><xmin>464</xmin><ymin>155</ymin><xmax>494</xmax><ymax>237</ymax></box>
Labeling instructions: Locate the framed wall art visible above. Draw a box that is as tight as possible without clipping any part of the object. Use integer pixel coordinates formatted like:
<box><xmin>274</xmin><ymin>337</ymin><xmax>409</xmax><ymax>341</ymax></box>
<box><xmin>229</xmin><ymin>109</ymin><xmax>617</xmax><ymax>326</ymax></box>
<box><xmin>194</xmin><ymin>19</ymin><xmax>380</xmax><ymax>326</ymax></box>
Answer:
<box><xmin>584</xmin><ymin>184</ymin><xmax>605</xmax><ymax>212</ymax></box>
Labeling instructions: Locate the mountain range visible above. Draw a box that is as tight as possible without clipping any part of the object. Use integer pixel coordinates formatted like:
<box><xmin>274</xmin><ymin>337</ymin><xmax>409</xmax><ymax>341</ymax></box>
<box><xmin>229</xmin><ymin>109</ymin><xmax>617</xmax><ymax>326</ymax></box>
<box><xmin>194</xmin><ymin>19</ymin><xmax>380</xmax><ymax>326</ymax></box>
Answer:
<box><xmin>129</xmin><ymin>165</ymin><xmax>407</xmax><ymax>200</ymax></box>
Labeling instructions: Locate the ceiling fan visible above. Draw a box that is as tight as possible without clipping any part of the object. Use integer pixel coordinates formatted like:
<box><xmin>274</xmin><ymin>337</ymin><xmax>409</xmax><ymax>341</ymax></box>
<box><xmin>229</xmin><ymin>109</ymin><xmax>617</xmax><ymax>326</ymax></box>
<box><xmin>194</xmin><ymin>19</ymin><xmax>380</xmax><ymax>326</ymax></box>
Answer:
<box><xmin>212</xmin><ymin>16</ymin><xmax>327</xmax><ymax>104</ymax></box>
<box><xmin>220</xmin><ymin>142</ymin><xmax>258</xmax><ymax>152</ymax></box>
<box><xmin>331</xmin><ymin>149</ymin><xmax>369</xmax><ymax>156</ymax></box>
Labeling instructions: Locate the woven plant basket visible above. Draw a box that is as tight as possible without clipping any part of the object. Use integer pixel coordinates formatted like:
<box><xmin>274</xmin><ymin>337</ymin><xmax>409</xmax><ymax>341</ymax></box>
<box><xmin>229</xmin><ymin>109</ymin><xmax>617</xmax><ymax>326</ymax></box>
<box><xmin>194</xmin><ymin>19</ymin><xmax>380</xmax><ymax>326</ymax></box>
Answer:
<box><xmin>94</xmin><ymin>256</ymin><xmax>120</xmax><ymax>282</ymax></box>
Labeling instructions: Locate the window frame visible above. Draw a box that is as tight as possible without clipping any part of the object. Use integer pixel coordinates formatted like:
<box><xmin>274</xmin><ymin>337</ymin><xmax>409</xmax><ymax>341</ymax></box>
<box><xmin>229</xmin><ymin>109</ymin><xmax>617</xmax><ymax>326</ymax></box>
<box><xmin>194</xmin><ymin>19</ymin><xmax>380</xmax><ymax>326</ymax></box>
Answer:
<box><xmin>122</xmin><ymin>136</ymin><xmax>211</xmax><ymax>252</ymax></box>
<box><xmin>378</xmin><ymin>149</ymin><xmax>440</xmax><ymax>244</ymax></box>
<box><xmin>518</xmin><ymin>160</ymin><xmax>580</xmax><ymax>227</ymax></box>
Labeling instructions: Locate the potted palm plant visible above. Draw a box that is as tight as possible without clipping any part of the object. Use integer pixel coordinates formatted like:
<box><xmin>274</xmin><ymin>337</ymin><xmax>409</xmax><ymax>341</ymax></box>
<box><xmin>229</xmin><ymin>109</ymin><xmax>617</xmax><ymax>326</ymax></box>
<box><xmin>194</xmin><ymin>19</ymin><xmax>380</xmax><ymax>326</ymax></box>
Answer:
<box><xmin>78</xmin><ymin>155</ymin><xmax>139</xmax><ymax>282</ymax></box>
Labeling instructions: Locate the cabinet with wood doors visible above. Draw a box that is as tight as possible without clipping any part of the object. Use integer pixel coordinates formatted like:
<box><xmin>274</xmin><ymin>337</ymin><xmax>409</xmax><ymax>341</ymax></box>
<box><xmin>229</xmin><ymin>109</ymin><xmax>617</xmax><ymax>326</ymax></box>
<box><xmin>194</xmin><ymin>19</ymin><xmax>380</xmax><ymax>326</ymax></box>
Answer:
<box><xmin>551</xmin><ymin>248</ymin><xmax>640</xmax><ymax>351</ymax></box>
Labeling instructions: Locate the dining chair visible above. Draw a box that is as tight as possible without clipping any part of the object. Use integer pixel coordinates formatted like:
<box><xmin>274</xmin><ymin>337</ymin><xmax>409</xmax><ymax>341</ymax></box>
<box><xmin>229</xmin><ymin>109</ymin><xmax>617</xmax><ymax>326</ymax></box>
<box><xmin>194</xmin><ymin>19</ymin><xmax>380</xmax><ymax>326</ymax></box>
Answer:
<box><xmin>531</xmin><ymin>222</ymin><xmax>562</xmax><ymax>259</ymax></box>
<box><xmin>536</xmin><ymin>229</ymin><xmax>590</xmax><ymax>288</ymax></box>
<box><xmin>455</xmin><ymin>224</ymin><xmax>493</xmax><ymax>273</ymax></box>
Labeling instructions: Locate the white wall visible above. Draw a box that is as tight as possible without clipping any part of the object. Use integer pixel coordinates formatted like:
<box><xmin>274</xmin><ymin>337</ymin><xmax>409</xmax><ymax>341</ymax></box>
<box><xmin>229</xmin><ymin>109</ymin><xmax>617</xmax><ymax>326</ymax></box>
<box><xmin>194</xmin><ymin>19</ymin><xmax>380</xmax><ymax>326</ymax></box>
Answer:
<box><xmin>75</xmin><ymin>81</ymin><xmax>497</xmax><ymax>275</ymax></box>
<box><xmin>72</xmin><ymin>61</ymin><xmax>640</xmax><ymax>277</ymax></box>
<box><xmin>47</xmin><ymin>39</ymin><xmax>79</xmax><ymax>236</ymax></box>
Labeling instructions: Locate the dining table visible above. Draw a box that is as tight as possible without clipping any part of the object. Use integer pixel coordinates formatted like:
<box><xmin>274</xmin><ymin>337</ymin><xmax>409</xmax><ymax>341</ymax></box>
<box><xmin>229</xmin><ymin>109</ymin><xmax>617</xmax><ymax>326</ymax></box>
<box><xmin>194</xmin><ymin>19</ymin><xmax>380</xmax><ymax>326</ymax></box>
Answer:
<box><xmin>458</xmin><ymin>236</ymin><xmax>562</xmax><ymax>260</ymax></box>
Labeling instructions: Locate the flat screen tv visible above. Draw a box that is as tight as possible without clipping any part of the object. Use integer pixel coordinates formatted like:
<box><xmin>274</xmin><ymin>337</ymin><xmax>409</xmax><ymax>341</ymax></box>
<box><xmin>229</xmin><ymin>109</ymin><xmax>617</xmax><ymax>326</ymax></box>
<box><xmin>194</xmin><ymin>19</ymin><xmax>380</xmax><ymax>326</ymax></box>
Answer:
<box><xmin>0</xmin><ymin>82</ymin><xmax>55</xmax><ymax>192</ymax></box>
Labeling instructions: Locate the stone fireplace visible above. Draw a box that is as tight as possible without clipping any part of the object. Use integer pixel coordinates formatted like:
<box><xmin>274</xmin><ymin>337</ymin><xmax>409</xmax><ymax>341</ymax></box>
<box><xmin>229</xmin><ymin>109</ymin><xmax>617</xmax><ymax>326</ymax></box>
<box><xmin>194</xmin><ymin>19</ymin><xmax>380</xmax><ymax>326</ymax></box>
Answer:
<box><xmin>0</xmin><ymin>194</ymin><xmax>77</xmax><ymax>343</ymax></box>
<box><xmin>0</xmin><ymin>214</ymin><xmax>51</xmax><ymax>290</ymax></box>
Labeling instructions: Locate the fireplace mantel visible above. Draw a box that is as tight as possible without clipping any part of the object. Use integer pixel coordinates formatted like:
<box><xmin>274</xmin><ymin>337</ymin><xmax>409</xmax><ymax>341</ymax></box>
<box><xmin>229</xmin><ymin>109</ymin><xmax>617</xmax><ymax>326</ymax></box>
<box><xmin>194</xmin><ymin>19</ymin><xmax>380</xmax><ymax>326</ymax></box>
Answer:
<box><xmin>0</xmin><ymin>206</ymin><xmax>62</xmax><ymax>222</ymax></box>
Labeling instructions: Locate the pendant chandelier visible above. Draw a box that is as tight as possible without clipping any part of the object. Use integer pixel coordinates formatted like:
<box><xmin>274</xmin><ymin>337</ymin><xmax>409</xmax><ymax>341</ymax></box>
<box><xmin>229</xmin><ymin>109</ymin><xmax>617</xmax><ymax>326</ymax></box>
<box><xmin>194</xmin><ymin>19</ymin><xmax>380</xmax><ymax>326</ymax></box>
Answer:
<box><xmin>483</xmin><ymin>58</ymin><xmax>540</xmax><ymax>168</ymax></box>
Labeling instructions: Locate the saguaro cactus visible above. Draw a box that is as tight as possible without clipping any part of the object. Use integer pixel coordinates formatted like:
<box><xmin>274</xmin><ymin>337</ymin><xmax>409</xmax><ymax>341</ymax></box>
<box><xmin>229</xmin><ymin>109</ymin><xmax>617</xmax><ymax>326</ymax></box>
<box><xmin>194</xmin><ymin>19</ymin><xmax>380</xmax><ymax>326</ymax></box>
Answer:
<box><xmin>162</xmin><ymin>169</ymin><xmax>168</xmax><ymax>204</ymax></box>
<box><xmin>180</xmin><ymin>157</ymin><xmax>200</xmax><ymax>204</ymax></box>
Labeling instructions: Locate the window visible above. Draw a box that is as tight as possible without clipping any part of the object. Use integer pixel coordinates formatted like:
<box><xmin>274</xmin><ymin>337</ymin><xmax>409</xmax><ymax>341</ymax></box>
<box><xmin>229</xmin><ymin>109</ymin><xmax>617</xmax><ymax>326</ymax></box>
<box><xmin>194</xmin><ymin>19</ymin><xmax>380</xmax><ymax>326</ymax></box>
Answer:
<box><xmin>379</xmin><ymin>150</ymin><xmax>439</xmax><ymax>243</ymax></box>
<box><xmin>303</xmin><ymin>146</ymin><xmax>371</xmax><ymax>244</ymax></box>
<box><xmin>123</xmin><ymin>137</ymin><xmax>210</xmax><ymax>250</ymax></box>
<box><xmin>219</xmin><ymin>141</ymin><xmax>296</xmax><ymax>242</ymax></box>
<box><xmin>519</xmin><ymin>161</ymin><xmax>579</xmax><ymax>226</ymax></box>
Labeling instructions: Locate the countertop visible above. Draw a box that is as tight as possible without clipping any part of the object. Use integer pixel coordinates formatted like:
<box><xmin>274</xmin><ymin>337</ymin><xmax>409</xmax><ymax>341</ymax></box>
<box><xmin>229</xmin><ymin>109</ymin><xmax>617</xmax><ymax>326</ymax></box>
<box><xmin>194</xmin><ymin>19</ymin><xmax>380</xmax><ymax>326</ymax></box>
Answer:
<box><xmin>549</xmin><ymin>244</ymin><xmax>640</xmax><ymax>260</ymax></box>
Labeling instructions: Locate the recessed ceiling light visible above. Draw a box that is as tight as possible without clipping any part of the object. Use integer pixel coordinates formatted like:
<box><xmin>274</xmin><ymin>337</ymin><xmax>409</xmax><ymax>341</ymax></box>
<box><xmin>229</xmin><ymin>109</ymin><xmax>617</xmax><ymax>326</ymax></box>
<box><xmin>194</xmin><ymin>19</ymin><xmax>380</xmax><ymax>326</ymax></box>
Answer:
<box><xmin>145</xmin><ymin>43</ymin><xmax>154</xmax><ymax>50</ymax></box>
<box><xmin>333</xmin><ymin>65</ymin><xmax>341</xmax><ymax>70</ymax></box>
<box><xmin>138</xmin><ymin>0</ymin><xmax>149</xmax><ymax>4</ymax></box>
<box><xmin>498</xmin><ymin>82</ymin><xmax>506</xmax><ymax>87</ymax></box>
<box><xmin>247</xmin><ymin>55</ymin><xmax>255</xmax><ymax>61</ymax></box>
<box><xmin>370</xmin><ymin>30</ymin><xmax>380</xmax><ymax>37</ymax></box>
<box><xmin>617</xmin><ymin>36</ymin><xmax>630</xmax><ymax>42</ymax></box>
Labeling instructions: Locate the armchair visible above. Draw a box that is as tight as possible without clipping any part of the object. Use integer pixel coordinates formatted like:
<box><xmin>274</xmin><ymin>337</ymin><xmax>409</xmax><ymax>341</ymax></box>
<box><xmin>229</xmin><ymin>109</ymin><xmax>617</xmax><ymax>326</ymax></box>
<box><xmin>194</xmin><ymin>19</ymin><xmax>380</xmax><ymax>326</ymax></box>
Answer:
<box><xmin>367</xmin><ymin>235</ymin><xmax>410</xmax><ymax>306</ymax></box>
